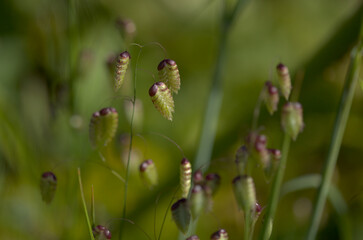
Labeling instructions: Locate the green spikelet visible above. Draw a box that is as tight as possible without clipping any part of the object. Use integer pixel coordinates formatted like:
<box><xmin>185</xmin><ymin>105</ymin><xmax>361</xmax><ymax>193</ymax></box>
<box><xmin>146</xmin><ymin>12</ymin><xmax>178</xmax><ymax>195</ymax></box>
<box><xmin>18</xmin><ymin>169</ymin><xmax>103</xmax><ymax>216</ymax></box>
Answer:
<box><xmin>114</xmin><ymin>51</ymin><xmax>130</xmax><ymax>91</ymax></box>
<box><xmin>149</xmin><ymin>82</ymin><xmax>174</xmax><ymax>121</ymax></box>
<box><xmin>276</xmin><ymin>63</ymin><xmax>292</xmax><ymax>100</ymax></box>
<box><xmin>264</xmin><ymin>149</ymin><xmax>281</xmax><ymax>181</ymax></box>
<box><xmin>263</xmin><ymin>81</ymin><xmax>279</xmax><ymax>115</ymax></box>
<box><xmin>180</xmin><ymin>158</ymin><xmax>192</xmax><ymax>198</ymax></box>
<box><xmin>281</xmin><ymin>102</ymin><xmax>304</xmax><ymax>140</ymax></box>
<box><xmin>186</xmin><ymin>235</ymin><xmax>200</xmax><ymax>240</ymax></box>
<box><xmin>89</xmin><ymin>107</ymin><xmax>118</xmax><ymax>149</ymax></box>
<box><xmin>210</xmin><ymin>229</ymin><xmax>229</xmax><ymax>240</ymax></box>
<box><xmin>232</xmin><ymin>175</ymin><xmax>256</xmax><ymax>219</ymax></box>
<box><xmin>40</xmin><ymin>172</ymin><xmax>57</xmax><ymax>204</ymax></box>
<box><xmin>139</xmin><ymin>159</ymin><xmax>158</xmax><ymax>188</ymax></box>
<box><xmin>158</xmin><ymin>59</ymin><xmax>181</xmax><ymax>94</ymax></box>
<box><xmin>190</xmin><ymin>185</ymin><xmax>205</xmax><ymax>218</ymax></box>
<box><xmin>171</xmin><ymin>198</ymin><xmax>191</xmax><ymax>234</ymax></box>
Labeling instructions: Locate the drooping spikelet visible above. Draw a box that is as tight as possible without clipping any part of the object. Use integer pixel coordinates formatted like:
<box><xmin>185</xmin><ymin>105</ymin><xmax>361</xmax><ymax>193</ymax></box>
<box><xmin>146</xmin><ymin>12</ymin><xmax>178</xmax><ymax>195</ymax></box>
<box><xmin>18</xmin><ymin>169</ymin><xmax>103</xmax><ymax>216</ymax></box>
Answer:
<box><xmin>281</xmin><ymin>102</ymin><xmax>304</xmax><ymax>140</ymax></box>
<box><xmin>180</xmin><ymin>158</ymin><xmax>192</xmax><ymax>198</ymax></box>
<box><xmin>114</xmin><ymin>51</ymin><xmax>130</xmax><ymax>91</ymax></box>
<box><xmin>276</xmin><ymin>63</ymin><xmax>292</xmax><ymax>100</ymax></box>
<box><xmin>158</xmin><ymin>59</ymin><xmax>181</xmax><ymax>94</ymax></box>
<box><xmin>232</xmin><ymin>175</ymin><xmax>257</xmax><ymax>219</ymax></box>
<box><xmin>92</xmin><ymin>225</ymin><xmax>112</xmax><ymax>239</ymax></box>
<box><xmin>89</xmin><ymin>107</ymin><xmax>118</xmax><ymax>149</ymax></box>
<box><xmin>171</xmin><ymin>198</ymin><xmax>191</xmax><ymax>234</ymax></box>
<box><xmin>139</xmin><ymin>159</ymin><xmax>158</xmax><ymax>188</ymax></box>
<box><xmin>186</xmin><ymin>235</ymin><xmax>200</xmax><ymax>240</ymax></box>
<box><xmin>263</xmin><ymin>81</ymin><xmax>279</xmax><ymax>115</ymax></box>
<box><xmin>40</xmin><ymin>171</ymin><xmax>57</xmax><ymax>204</ymax></box>
<box><xmin>210</xmin><ymin>229</ymin><xmax>229</xmax><ymax>240</ymax></box>
<box><xmin>190</xmin><ymin>185</ymin><xmax>205</xmax><ymax>218</ymax></box>
<box><xmin>149</xmin><ymin>82</ymin><xmax>174</xmax><ymax>121</ymax></box>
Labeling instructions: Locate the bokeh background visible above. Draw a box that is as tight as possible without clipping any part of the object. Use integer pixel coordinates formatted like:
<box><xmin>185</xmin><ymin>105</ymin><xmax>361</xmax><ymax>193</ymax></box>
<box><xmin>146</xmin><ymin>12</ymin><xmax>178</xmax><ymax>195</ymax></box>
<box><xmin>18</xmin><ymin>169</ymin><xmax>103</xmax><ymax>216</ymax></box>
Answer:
<box><xmin>1</xmin><ymin>0</ymin><xmax>363</xmax><ymax>239</ymax></box>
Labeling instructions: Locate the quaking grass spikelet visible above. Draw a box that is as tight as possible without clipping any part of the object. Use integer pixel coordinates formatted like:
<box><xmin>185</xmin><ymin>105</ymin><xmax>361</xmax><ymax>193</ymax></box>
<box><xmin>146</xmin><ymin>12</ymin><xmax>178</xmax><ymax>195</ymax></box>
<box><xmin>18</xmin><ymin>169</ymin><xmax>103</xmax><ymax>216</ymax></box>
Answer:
<box><xmin>276</xmin><ymin>63</ymin><xmax>292</xmax><ymax>100</ymax></box>
<box><xmin>114</xmin><ymin>51</ymin><xmax>130</xmax><ymax>91</ymax></box>
<box><xmin>210</xmin><ymin>229</ymin><xmax>228</xmax><ymax>240</ymax></box>
<box><xmin>171</xmin><ymin>198</ymin><xmax>191</xmax><ymax>234</ymax></box>
<box><xmin>180</xmin><ymin>158</ymin><xmax>192</xmax><ymax>198</ymax></box>
<box><xmin>40</xmin><ymin>171</ymin><xmax>57</xmax><ymax>204</ymax></box>
<box><xmin>89</xmin><ymin>107</ymin><xmax>118</xmax><ymax>149</ymax></box>
<box><xmin>232</xmin><ymin>175</ymin><xmax>256</xmax><ymax>219</ymax></box>
<box><xmin>139</xmin><ymin>159</ymin><xmax>158</xmax><ymax>188</ymax></box>
<box><xmin>149</xmin><ymin>82</ymin><xmax>175</xmax><ymax>121</ymax></box>
<box><xmin>158</xmin><ymin>59</ymin><xmax>181</xmax><ymax>94</ymax></box>
<box><xmin>93</xmin><ymin>225</ymin><xmax>112</xmax><ymax>239</ymax></box>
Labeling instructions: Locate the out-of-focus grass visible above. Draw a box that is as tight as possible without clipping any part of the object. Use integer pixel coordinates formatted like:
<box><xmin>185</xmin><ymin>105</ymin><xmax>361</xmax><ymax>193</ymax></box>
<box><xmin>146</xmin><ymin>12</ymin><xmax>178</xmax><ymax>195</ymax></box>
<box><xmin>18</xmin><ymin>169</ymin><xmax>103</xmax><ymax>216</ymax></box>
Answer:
<box><xmin>0</xmin><ymin>0</ymin><xmax>363</xmax><ymax>239</ymax></box>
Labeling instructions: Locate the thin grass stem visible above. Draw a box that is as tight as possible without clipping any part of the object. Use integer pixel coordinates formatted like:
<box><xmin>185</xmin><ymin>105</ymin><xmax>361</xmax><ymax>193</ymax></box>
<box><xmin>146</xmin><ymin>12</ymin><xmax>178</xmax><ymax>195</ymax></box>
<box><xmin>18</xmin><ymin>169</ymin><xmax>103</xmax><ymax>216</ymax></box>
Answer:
<box><xmin>77</xmin><ymin>168</ymin><xmax>95</xmax><ymax>240</ymax></box>
<box><xmin>259</xmin><ymin>133</ymin><xmax>291</xmax><ymax>240</ymax></box>
<box><xmin>306</xmin><ymin>25</ymin><xmax>363</xmax><ymax>240</ymax></box>
<box><xmin>119</xmin><ymin>47</ymin><xmax>143</xmax><ymax>240</ymax></box>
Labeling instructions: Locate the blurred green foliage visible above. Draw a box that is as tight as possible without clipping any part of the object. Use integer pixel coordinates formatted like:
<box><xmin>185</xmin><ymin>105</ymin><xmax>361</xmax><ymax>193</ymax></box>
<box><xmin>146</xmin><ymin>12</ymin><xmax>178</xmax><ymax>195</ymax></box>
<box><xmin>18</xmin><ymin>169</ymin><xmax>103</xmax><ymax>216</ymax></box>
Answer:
<box><xmin>0</xmin><ymin>0</ymin><xmax>363</xmax><ymax>239</ymax></box>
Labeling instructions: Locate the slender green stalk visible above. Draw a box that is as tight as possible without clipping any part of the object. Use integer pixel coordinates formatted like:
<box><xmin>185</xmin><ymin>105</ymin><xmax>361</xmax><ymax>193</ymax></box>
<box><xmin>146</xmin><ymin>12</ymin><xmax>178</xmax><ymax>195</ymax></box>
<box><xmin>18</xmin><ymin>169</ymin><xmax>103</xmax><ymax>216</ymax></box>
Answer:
<box><xmin>119</xmin><ymin>48</ymin><xmax>142</xmax><ymax>240</ymax></box>
<box><xmin>91</xmin><ymin>185</ymin><xmax>95</xmax><ymax>227</ymax></box>
<box><xmin>77</xmin><ymin>168</ymin><xmax>95</xmax><ymax>240</ymax></box>
<box><xmin>244</xmin><ymin>213</ymin><xmax>250</xmax><ymax>240</ymax></box>
<box><xmin>307</xmin><ymin>26</ymin><xmax>363</xmax><ymax>240</ymax></box>
<box><xmin>259</xmin><ymin>133</ymin><xmax>291</xmax><ymax>240</ymax></box>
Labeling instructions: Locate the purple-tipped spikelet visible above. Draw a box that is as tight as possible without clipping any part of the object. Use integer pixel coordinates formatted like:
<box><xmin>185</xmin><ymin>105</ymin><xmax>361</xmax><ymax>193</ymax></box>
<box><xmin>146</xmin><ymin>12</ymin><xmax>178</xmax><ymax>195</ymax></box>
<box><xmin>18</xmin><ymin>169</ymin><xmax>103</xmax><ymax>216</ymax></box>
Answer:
<box><xmin>264</xmin><ymin>149</ymin><xmax>281</xmax><ymax>180</ymax></box>
<box><xmin>115</xmin><ymin>18</ymin><xmax>136</xmax><ymax>41</ymax></box>
<box><xmin>180</xmin><ymin>158</ymin><xmax>192</xmax><ymax>198</ymax></box>
<box><xmin>205</xmin><ymin>173</ymin><xmax>221</xmax><ymax>196</ymax></box>
<box><xmin>281</xmin><ymin>102</ymin><xmax>304</xmax><ymax>140</ymax></box>
<box><xmin>149</xmin><ymin>82</ymin><xmax>175</xmax><ymax>121</ymax></box>
<box><xmin>190</xmin><ymin>184</ymin><xmax>205</xmax><ymax>218</ymax></box>
<box><xmin>276</xmin><ymin>63</ymin><xmax>292</xmax><ymax>100</ymax></box>
<box><xmin>93</xmin><ymin>225</ymin><xmax>112</xmax><ymax>239</ymax></box>
<box><xmin>232</xmin><ymin>175</ymin><xmax>256</xmax><ymax>219</ymax></box>
<box><xmin>40</xmin><ymin>171</ymin><xmax>57</xmax><ymax>204</ymax></box>
<box><xmin>248</xmin><ymin>134</ymin><xmax>270</xmax><ymax>168</ymax></box>
<box><xmin>89</xmin><ymin>107</ymin><xmax>118</xmax><ymax>148</ymax></box>
<box><xmin>171</xmin><ymin>198</ymin><xmax>191</xmax><ymax>234</ymax></box>
<box><xmin>114</xmin><ymin>51</ymin><xmax>130</xmax><ymax>91</ymax></box>
<box><xmin>186</xmin><ymin>235</ymin><xmax>200</xmax><ymax>240</ymax></box>
<box><xmin>263</xmin><ymin>81</ymin><xmax>279</xmax><ymax>115</ymax></box>
<box><xmin>210</xmin><ymin>229</ymin><xmax>229</xmax><ymax>240</ymax></box>
<box><xmin>255</xmin><ymin>202</ymin><xmax>262</xmax><ymax>220</ymax></box>
<box><xmin>139</xmin><ymin>159</ymin><xmax>158</xmax><ymax>188</ymax></box>
<box><xmin>158</xmin><ymin>59</ymin><xmax>181</xmax><ymax>94</ymax></box>
<box><xmin>193</xmin><ymin>169</ymin><xmax>204</xmax><ymax>185</ymax></box>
